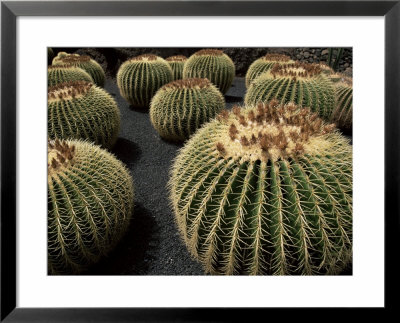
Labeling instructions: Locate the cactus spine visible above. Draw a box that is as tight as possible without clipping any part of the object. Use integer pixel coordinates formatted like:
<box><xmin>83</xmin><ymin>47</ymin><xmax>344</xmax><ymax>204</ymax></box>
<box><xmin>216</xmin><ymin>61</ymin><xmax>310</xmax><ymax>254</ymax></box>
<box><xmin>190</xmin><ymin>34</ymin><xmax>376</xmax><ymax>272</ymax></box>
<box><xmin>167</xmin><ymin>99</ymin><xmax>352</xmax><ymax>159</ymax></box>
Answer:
<box><xmin>48</xmin><ymin>81</ymin><xmax>120</xmax><ymax>148</ymax></box>
<box><xmin>245</xmin><ymin>62</ymin><xmax>336</xmax><ymax>120</ymax></box>
<box><xmin>183</xmin><ymin>49</ymin><xmax>235</xmax><ymax>95</ymax></box>
<box><xmin>331</xmin><ymin>82</ymin><xmax>353</xmax><ymax>131</ymax></box>
<box><xmin>245</xmin><ymin>54</ymin><xmax>294</xmax><ymax>88</ymax></box>
<box><xmin>53</xmin><ymin>55</ymin><xmax>106</xmax><ymax>87</ymax></box>
<box><xmin>150</xmin><ymin>78</ymin><xmax>225</xmax><ymax>141</ymax></box>
<box><xmin>48</xmin><ymin>65</ymin><xmax>94</xmax><ymax>87</ymax></box>
<box><xmin>170</xmin><ymin>100</ymin><xmax>352</xmax><ymax>275</ymax></box>
<box><xmin>166</xmin><ymin>55</ymin><xmax>187</xmax><ymax>80</ymax></box>
<box><xmin>117</xmin><ymin>54</ymin><xmax>173</xmax><ymax>108</ymax></box>
<box><xmin>48</xmin><ymin>139</ymin><xmax>134</xmax><ymax>274</ymax></box>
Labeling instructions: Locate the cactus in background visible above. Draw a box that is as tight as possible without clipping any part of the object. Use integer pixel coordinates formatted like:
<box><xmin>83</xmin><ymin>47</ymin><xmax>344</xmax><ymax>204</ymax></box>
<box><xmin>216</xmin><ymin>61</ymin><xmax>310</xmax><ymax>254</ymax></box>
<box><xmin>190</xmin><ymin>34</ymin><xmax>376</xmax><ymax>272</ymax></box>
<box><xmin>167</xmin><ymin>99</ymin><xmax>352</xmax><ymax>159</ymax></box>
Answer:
<box><xmin>245</xmin><ymin>54</ymin><xmax>294</xmax><ymax>88</ymax></box>
<box><xmin>170</xmin><ymin>100</ymin><xmax>352</xmax><ymax>275</ymax></box>
<box><xmin>183</xmin><ymin>49</ymin><xmax>235</xmax><ymax>95</ymax></box>
<box><xmin>150</xmin><ymin>78</ymin><xmax>225</xmax><ymax>141</ymax></box>
<box><xmin>48</xmin><ymin>81</ymin><xmax>120</xmax><ymax>148</ymax></box>
<box><xmin>48</xmin><ymin>139</ymin><xmax>134</xmax><ymax>274</ymax></box>
<box><xmin>331</xmin><ymin>82</ymin><xmax>353</xmax><ymax>132</ymax></box>
<box><xmin>52</xmin><ymin>51</ymin><xmax>77</xmax><ymax>65</ymax></box>
<box><xmin>48</xmin><ymin>65</ymin><xmax>94</xmax><ymax>86</ymax></box>
<box><xmin>53</xmin><ymin>55</ymin><xmax>106</xmax><ymax>87</ymax></box>
<box><xmin>166</xmin><ymin>55</ymin><xmax>187</xmax><ymax>80</ymax></box>
<box><xmin>117</xmin><ymin>54</ymin><xmax>173</xmax><ymax>108</ymax></box>
<box><xmin>245</xmin><ymin>62</ymin><xmax>336</xmax><ymax>120</ymax></box>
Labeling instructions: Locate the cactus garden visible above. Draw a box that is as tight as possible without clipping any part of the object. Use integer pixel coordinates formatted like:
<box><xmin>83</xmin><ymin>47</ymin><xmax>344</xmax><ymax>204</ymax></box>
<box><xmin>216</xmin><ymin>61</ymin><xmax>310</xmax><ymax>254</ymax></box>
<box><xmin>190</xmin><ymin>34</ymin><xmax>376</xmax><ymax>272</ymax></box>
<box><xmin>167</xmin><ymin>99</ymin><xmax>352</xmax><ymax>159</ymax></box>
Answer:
<box><xmin>48</xmin><ymin>47</ymin><xmax>352</xmax><ymax>275</ymax></box>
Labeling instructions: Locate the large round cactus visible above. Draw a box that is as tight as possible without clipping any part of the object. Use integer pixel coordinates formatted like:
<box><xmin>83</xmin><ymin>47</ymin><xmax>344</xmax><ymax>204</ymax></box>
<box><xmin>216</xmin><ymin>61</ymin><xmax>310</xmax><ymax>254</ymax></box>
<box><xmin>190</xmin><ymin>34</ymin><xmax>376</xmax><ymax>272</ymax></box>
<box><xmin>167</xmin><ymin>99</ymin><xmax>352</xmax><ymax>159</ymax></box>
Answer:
<box><xmin>166</xmin><ymin>55</ymin><xmax>187</xmax><ymax>80</ymax></box>
<box><xmin>245</xmin><ymin>62</ymin><xmax>336</xmax><ymax>120</ymax></box>
<box><xmin>48</xmin><ymin>81</ymin><xmax>120</xmax><ymax>148</ymax></box>
<box><xmin>150</xmin><ymin>78</ymin><xmax>225</xmax><ymax>141</ymax></box>
<box><xmin>331</xmin><ymin>82</ymin><xmax>353</xmax><ymax>132</ymax></box>
<box><xmin>53</xmin><ymin>55</ymin><xmax>106</xmax><ymax>87</ymax></box>
<box><xmin>48</xmin><ymin>65</ymin><xmax>94</xmax><ymax>87</ymax></box>
<box><xmin>245</xmin><ymin>54</ymin><xmax>294</xmax><ymax>88</ymax></box>
<box><xmin>117</xmin><ymin>54</ymin><xmax>173</xmax><ymax>108</ymax></box>
<box><xmin>48</xmin><ymin>139</ymin><xmax>134</xmax><ymax>274</ymax></box>
<box><xmin>183</xmin><ymin>49</ymin><xmax>235</xmax><ymax>95</ymax></box>
<box><xmin>170</xmin><ymin>100</ymin><xmax>352</xmax><ymax>275</ymax></box>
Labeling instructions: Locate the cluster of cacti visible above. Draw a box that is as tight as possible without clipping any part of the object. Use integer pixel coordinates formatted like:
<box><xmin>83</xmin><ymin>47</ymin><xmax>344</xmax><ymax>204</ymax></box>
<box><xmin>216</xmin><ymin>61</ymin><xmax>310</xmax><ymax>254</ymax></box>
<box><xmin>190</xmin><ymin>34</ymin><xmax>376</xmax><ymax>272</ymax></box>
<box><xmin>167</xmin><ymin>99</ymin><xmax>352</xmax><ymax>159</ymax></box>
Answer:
<box><xmin>166</xmin><ymin>55</ymin><xmax>187</xmax><ymax>80</ymax></box>
<box><xmin>48</xmin><ymin>81</ymin><xmax>120</xmax><ymax>148</ymax></box>
<box><xmin>245</xmin><ymin>54</ymin><xmax>294</xmax><ymax>88</ymax></box>
<box><xmin>183</xmin><ymin>49</ymin><xmax>235</xmax><ymax>95</ymax></box>
<box><xmin>48</xmin><ymin>139</ymin><xmax>134</xmax><ymax>274</ymax></box>
<box><xmin>245</xmin><ymin>62</ymin><xmax>336</xmax><ymax>120</ymax></box>
<box><xmin>117</xmin><ymin>54</ymin><xmax>173</xmax><ymax>108</ymax></box>
<box><xmin>150</xmin><ymin>78</ymin><xmax>225</xmax><ymax>141</ymax></box>
<box><xmin>331</xmin><ymin>82</ymin><xmax>353</xmax><ymax>132</ymax></box>
<box><xmin>48</xmin><ymin>65</ymin><xmax>94</xmax><ymax>86</ymax></box>
<box><xmin>170</xmin><ymin>100</ymin><xmax>352</xmax><ymax>275</ymax></box>
<box><xmin>53</xmin><ymin>54</ymin><xmax>106</xmax><ymax>87</ymax></box>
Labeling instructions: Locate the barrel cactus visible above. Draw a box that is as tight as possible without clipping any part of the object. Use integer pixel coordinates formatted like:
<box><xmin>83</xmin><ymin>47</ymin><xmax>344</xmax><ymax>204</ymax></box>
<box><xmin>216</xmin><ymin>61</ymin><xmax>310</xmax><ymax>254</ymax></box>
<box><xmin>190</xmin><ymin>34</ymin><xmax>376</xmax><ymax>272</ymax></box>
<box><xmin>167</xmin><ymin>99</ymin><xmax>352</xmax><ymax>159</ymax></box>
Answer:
<box><xmin>48</xmin><ymin>81</ymin><xmax>120</xmax><ymax>148</ymax></box>
<box><xmin>166</xmin><ymin>55</ymin><xmax>187</xmax><ymax>80</ymax></box>
<box><xmin>245</xmin><ymin>54</ymin><xmax>294</xmax><ymax>88</ymax></box>
<box><xmin>244</xmin><ymin>62</ymin><xmax>336</xmax><ymax>120</ymax></box>
<box><xmin>117</xmin><ymin>54</ymin><xmax>173</xmax><ymax>108</ymax></box>
<box><xmin>48</xmin><ymin>139</ymin><xmax>134</xmax><ymax>274</ymax></box>
<box><xmin>48</xmin><ymin>65</ymin><xmax>94</xmax><ymax>87</ymax></box>
<box><xmin>170</xmin><ymin>100</ymin><xmax>352</xmax><ymax>275</ymax></box>
<box><xmin>331</xmin><ymin>82</ymin><xmax>353</xmax><ymax>132</ymax></box>
<box><xmin>52</xmin><ymin>51</ymin><xmax>70</xmax><ymax>65</ymax></box>
<box><xmin>150</xmin><ymin>78</ymin><xmax>225</xmax><ymax>141</ymax></box>
<box><xmin>53</xmin><ymin>55</ymin><xmax>106</xmax><ymax>87</ymax></box>
<box><xmin>183</xmin><ymin>49</ymin><xmax>235</xmax><ymax>95</ymax></box>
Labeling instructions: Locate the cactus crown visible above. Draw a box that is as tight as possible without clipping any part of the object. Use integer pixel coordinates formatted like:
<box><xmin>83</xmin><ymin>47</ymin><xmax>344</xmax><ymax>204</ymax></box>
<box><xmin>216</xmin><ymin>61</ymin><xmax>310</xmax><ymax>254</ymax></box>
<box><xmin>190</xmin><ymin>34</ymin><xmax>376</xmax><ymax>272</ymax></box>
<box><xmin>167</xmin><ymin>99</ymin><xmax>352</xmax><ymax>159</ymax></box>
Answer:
<box><xmin>129</xmin><ymin>54</ymin><xmax>159</xmax><ymax>61</ymax></box>
<box><xmin>270</xmin><ymin>62</ymin><xmax>322</xmax><ymax>79</ymax></box>
<box><xmin>160</xmin><ymin>78</ymin><xmax>211</xmax><ymax>90</ymax></box>
<box><xmin>48</xmin><ymin>64</ymin><xmax>76</xmax><ymax>70</ymax></box>
<box><xmin>48</xmin><ymin>139</ymin><xmax>76</xmax><ymax>173</ymax></box>
<box><xmin>194</xmin><ymin>49</ymin><xmax>224</xmax><ymax>56</ymax></box>
<box><xmin>166</xmin><ymin>55</ymin><xmax>187</xmax><ymax>62</ymax></box>
<box><xmin>215</xmin><ymin>100</ymin><xmax>336</xmax><ymax>162</ymax></box>
<box><xmin>58</xmin><ymin>55</ymin><xmax>92</xmax><ymax>63</ymax></box>
<box><xmin>48</xmin><ymin>81</ymin><xmax>93</xmax><ymax>101</ymax></box>
<box><xmin>261</xmin><ymin>53</ymin><xmax>292</xmax><ymax>62</ymax></box>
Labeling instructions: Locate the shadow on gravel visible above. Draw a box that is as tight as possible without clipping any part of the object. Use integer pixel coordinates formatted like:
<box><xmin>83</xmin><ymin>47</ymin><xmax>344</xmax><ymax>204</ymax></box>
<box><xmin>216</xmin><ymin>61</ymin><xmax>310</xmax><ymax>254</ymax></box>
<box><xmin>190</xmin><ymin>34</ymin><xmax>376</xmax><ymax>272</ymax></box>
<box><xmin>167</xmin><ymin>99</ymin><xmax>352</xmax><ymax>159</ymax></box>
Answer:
<box><xmin>111</xmin><ymin>137</ymin><xmax>142</xmax><ymax>166</ymax></box>
<box><xmin>82</xmin><ymin>203</ymin><xmax>159</xmax><ymax>275</ymax></box>
<box><xmin>128</xmin><ymin>105</ymin><xmax>150</xmax><ymax>113</ymax></box>
<box><xmin>225</xmin><ymin>95</ymin><xmax>243</xmax><ymax>103</ymax></box>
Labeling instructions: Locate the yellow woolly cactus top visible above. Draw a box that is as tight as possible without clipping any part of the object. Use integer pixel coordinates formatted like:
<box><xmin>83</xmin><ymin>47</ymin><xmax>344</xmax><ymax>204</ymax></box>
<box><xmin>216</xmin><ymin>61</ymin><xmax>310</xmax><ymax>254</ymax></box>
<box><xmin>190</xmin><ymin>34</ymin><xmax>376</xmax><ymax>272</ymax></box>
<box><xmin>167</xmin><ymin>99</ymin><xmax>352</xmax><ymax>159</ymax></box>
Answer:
<box><xmin>48</xmin><ymin>139</ymin><xmax>76</xmax><ymax>174</ymax></box>
<box><xmin>128</xmin><ymin>54</ymin><xmax>162</xmax><ymax>62</ymax></box>
<box><xmin>48</xmin><ymin>81</ymin><xmax>93</xmax><ymax>102</ymax></box>
<box><xmin>160</xmin><ymin>78</ymin><xmax>212</xmax><ymax>91</ymax></box>
<box><xmin>166</xmin><ymin>55</ymin><xmax>187</xmax><ymax>62</ymax></box>
<box><xmin>193</xmin><ymin>49</ymin><xmax>224</xmax><ymax>56</ymax></box>
<box><xmin>260</xmin><ymin>53</ymin><xmax>293</xmax><ymax>62</ymax></box>
<box><xmin>268</xmin><ymin>62</ymin><xmax>323</xmax><ymax>80</ymax></box>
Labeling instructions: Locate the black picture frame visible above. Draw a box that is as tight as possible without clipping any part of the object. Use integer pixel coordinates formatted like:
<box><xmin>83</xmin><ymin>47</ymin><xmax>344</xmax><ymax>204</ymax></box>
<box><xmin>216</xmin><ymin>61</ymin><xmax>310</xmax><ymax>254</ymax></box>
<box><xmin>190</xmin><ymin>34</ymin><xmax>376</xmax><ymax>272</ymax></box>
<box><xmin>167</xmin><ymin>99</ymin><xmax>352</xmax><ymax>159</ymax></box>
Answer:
<box><xmin>1</xmin><ymin>0</ymin><xmax>398</xmax><ymax>321</ymax></box>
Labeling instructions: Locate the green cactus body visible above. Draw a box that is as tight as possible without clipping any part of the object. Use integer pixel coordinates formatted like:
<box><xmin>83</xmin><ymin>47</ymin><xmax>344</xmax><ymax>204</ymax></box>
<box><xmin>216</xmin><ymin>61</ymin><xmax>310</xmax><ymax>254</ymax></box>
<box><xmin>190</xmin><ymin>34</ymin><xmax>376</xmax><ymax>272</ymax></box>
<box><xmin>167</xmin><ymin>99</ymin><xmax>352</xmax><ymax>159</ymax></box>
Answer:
<box><xmin>331</xmin><ymin>83</ymin><xmax>353</xmax><ymax>131</ymax></box>
<box><xmin>53</xmin><ymin>55</ymin><xmax>106</xmax><ymax>87</ymax></box>
<box><xmin>166</xmin><ymin>55</ymin><xmax>187</xmax><ymax>80</ymax></box>
<box><xmin>48</xmin><ymin>65</ymin><xmax>94</xmax><ymax>87</ymax></box>
<box><xmin>117</xmin><ymin>54</ymin><xmax>173</xmax><ymax>108</ymax></box>
<box><xmin>170</xmin><ymin>101</ymin><xmax>352</xmax><ymax>275</ymax></box>
<box><xmin>183</xmin><ymin>49</ymin><xmax>235</xmax><ymax>95</ymax></box>
<box><xmin>48</xmin><ymin>81</ymin><xmax>120</xmax><ymax>149</ymax></box>
<box><xmin>150</xmin><ymin>78</ymin><xmax>225</xmax><ymax>141</ymax></box>
<box><xmin>48</xmin><ymin>139</ymin><xmax>134</xmax><ymax>274</ymax></box>
<box><xmin>318</xmin><ymin>63</ymin><xmax>335</xmax><ymax>76</ymax></box>
<box><xmin>244</xmin><ymin>62</ymin><xmax>336</xmax><ymax>120</ymax></box>
<box><xmin>245</xmin><ymin>54</ymin><xmax>294</xmax><ymax>88</ymax></box>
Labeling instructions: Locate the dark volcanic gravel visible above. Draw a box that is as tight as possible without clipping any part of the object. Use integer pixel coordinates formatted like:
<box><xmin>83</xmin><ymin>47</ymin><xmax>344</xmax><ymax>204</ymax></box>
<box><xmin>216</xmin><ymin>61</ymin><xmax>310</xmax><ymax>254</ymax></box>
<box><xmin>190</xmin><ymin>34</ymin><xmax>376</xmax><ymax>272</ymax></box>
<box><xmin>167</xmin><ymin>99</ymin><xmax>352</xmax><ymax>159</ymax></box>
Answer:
<box><xmin>83</xmin><ymin>78</ymin><xmax>246</xmax><ymax>275</ymax></box>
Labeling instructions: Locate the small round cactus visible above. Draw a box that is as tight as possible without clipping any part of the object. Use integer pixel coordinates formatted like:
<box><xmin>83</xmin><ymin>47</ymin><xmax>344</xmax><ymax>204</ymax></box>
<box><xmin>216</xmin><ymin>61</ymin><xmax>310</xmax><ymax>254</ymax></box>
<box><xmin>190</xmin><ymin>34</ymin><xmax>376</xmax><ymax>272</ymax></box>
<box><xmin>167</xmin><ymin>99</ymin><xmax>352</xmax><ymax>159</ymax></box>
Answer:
<box><xmin>183</xmin><ymin>49</ymin><xmax>235</xmax><ymax>95</ymax></box>
<box><xmin>170</xmin><ymin>100</ymin><xmax>352</xmax><ymax>275</ymax></box>
<box><xmin>48</xmin><ymin>81</ymin><xmax>120</xmax><ymax>148</ymax></box>
<box><xmin>48</xmin><ymin>139</ymin><xmax>134</xmax><ymax>274</ymax></box>
<box><xmin>117</xmin><ymin>54</ymin><xmax>173</xmax><ymax>108</ymax></box>
<box><xmin>245</xmin><ymin>54</ymin><xmax>294</xmax><ymax>88</ymax></box>
<box><xmin>150</xmin><ymin>78</ymin><xmax>225</xmax><ymax>141</ymax></box>
<box><xmin>48</xmin><ymin>65</ymin><xmax>94</xmax><ymax>87</ymax></box>
<box><xmin>52</xmin><ymin>51</ymin><xmax>70</xmax><ymax>65</ymax></box>
<box><xmin>245</xmin><ymin>62</ymin><xmax>336</xmax><ymax>120</ymax></box>
<box><xmin>331</xmin><ymin>82</ymin><xmax>353</xmax><ymax>132</ymax></box>
<box><xmin>166</xmin><ymin>55</ymin><xmax>187</xmax><ymax>80</ymax></box>
<box><xmin>53</xmin><ymin>55</ymin><xmax>106</xmax><ymax>87</ymax></box>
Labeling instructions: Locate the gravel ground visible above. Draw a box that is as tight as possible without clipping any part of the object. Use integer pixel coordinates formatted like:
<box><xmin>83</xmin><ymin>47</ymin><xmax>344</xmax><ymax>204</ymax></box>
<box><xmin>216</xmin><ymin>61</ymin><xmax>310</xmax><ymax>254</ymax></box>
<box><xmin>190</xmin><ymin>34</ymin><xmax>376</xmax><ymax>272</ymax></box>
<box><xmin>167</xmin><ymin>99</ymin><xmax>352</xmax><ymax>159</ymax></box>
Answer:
<box><xmin>82</xmin><ymin>77</ymin><xmax>352</xmax><ymax>275</ymax></box>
